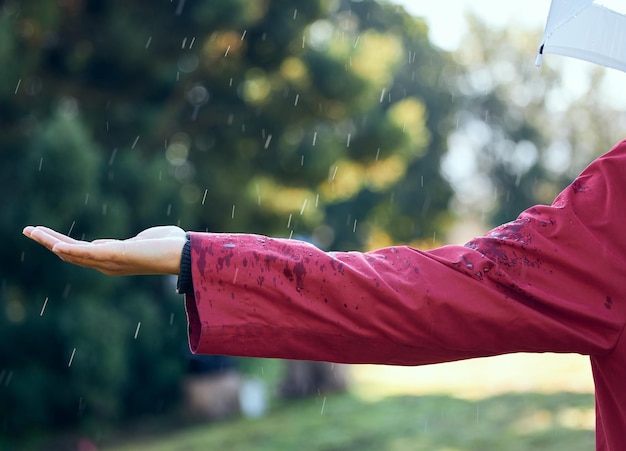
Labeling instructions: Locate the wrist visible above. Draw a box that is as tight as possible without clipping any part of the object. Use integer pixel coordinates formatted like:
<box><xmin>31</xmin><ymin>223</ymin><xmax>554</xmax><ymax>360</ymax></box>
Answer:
<box><xmin>177</xmin><ymin>233</ymin><xmax>193</xmax><ymax>293</ymax></box>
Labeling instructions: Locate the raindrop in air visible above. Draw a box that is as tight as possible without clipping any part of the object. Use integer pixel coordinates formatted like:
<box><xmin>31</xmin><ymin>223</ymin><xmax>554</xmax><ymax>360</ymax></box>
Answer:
<box><xmin>68</xmin><ymin>348</ymin><xmax>76</xmax><ymax>367</ymax></box>
<box><xmin>40</xmin><ymin>297</ymin><xmax>49</xmax><ymax>316</ymax></box>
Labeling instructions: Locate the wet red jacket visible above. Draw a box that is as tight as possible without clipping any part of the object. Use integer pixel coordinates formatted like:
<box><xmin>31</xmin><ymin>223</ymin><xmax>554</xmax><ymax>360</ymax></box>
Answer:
<box><xmin>185</xmin><ymin>140</ymin><xmax>626</xmax><ymax>450</ymax></box>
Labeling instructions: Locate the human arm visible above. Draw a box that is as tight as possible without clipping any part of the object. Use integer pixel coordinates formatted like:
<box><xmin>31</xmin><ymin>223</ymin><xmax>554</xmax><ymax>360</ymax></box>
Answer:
<box><xmin>22</xmin><ymin>225</ymin><xmax>187</xmax><ymax>276</ymax></box>
<box><xmin>183</xmin><ymin>141</ymin><xmax>626</xmax><ymax>365</ymax></box>
<box><xmin>23</xmin><ymin>141</ymin><xmax>626</xmax><ymax>365</ymax></box>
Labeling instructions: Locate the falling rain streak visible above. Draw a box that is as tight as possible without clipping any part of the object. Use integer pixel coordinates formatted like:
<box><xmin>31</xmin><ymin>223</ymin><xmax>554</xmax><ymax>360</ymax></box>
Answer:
<box><xmin>174</xmin><ymin>0</ymin><xmax>185</xmax><ymax>16</ymax></box>
<box><xmin>202</xmin><ymin>189</ymin><xmax>208</xmax><ymax>205</ymax></box>
<box><xmin>109</xmin><ymin>148</ymin><xmax>118</xmax><ymax>165</ymax></box>
<box><xmin>14</xmin><ymin>78</ymin><xmax>21</xmax><ymax>94</ymax></box>
<box><xmin>134</xmin><ymin>322</ymin><xmax>141</xmax><ymax>339</ymax></box>
<box><xmin>40</xmin><ymin>297</ymin><xmax>49</xmax><ymax>316</ymax></box>
<box><xmin>68</xmin><ymin>348</ymin><xmax>76</xmax><ymax>367</ymax></box>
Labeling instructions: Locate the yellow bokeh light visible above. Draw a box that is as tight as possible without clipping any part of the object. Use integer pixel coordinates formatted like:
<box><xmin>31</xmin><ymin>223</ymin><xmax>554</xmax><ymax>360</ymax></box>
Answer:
<box><xmin>387</xmin><ymin>98</ymin><xmax>430</xmax><ymax>154</ymax></box>
<box><xmin>280</xmin><ymin>57</ymin><xmax>310</xmax><ymax>88</ymax></box>
<box><xmin>366</xmin><ymin>156</ymin><xmax>406</xmax><ymax>191</ymax></box>
<box><xmin>351</xmin><ymin>31</ymin><xmax>403</xmax><ymax>86</ymax></box>
<box><xmin>250</xmin><ymin>177</ymin><xmax>320</xmax><ymax>221</ymax></box>
<box><xmin>203</xmin><ymin>31</ymin><xmax>244</xmax><ymax>60</ymax></box>
<box><xmin>365</xmin><ymin>227</ymin><xmax>394</xmax><ymax>251</ymax></box>
<box><xmin>319</xmin><ymin>160</ymin><xmax>365</xmax><ymax>202</ymax></box>
<box><xmin>242</xmin><ymin>69</ymin><xmax>271</xmax><ymax>105</ymax></box>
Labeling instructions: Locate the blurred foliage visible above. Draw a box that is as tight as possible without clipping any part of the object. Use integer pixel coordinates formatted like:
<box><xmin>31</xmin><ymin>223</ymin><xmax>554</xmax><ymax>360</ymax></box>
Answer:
<box><xmin>445</xmin><ymin>15</ymin><xmax>626</xmax><ymax>226</ymax></box>
<box><xmin>0</xmin><ymin>0</ymin><xmax>459</xmax><ymax>443</ymax></box>
<box><xmin>3</xmin><ymin>0</ymin><xmax>624</xmax><ymax>446</ymax></box>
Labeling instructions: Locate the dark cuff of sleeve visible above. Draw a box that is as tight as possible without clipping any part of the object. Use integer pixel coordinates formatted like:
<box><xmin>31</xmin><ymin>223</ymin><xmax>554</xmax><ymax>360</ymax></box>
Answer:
<box><xmin>176</xmin><ymin>233</ymin><xmax>193</xmax><ymax>294</ymax></box>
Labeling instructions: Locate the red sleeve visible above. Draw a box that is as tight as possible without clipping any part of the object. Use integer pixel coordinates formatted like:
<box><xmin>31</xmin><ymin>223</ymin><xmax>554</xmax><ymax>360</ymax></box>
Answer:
<box><xmin>184</xmin><ymin>141</ymin><xmax>626</xmax><ymax>366</ymax></box>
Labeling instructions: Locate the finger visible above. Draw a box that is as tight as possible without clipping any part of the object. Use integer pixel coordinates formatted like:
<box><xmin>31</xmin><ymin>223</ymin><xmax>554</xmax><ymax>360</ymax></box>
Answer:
<box><xmin>34</xmin><ymin>226</ymin><xmax>85</xmax><ymax>244</ymax></box>
<box><xmin>25</xmin><ymin>227</ymin><xmax>64</xmax><ymax>251</ymax></box>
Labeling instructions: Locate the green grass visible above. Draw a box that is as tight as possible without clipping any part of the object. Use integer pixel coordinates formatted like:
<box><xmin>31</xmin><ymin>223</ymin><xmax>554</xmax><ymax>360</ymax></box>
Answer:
<box><xmin>103</xmin><ymin>391</ymin><xmax>595</xmax><ymax>451</ymax></box>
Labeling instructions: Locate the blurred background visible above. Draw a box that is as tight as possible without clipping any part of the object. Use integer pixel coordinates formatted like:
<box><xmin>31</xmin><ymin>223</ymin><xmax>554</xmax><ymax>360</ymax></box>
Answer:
<box><xmin>2</xmin><ymin>0</ymin><xmax>625</xmax><ymax>449</ymax></box>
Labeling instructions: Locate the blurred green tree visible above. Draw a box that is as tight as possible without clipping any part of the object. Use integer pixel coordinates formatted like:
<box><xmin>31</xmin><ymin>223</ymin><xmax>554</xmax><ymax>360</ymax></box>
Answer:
<box><xmin>446</xmin><ymin>15</ymin><xmax>626</xmax><ymax>227</ymax></box>
<box><xmin>1</xmin><ymin>0</ymin><xmax>460</xmax><ymax>444</ymax></box>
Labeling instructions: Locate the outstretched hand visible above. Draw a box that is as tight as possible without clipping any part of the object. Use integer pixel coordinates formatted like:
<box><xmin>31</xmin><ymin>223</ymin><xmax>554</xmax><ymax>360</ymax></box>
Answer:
<box><xmin>23</xmin><ymin>225</ymin><xmax>187</xmax><ymax>276</ymax></box>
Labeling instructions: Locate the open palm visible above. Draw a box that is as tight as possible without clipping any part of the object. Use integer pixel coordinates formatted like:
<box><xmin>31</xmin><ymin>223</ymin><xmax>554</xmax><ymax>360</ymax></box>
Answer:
<box><xmin>23</xmin><ymin>225</ymin><xmax>187</xmax><ymax>275</ymax></box>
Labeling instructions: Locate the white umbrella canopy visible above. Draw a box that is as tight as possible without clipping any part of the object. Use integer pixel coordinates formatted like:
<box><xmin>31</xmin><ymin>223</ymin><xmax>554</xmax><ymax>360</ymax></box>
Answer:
<box><xmin>536</xmin><ymin>0</ymin><xmax>626</xmax><ymax>72</ymax></box>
